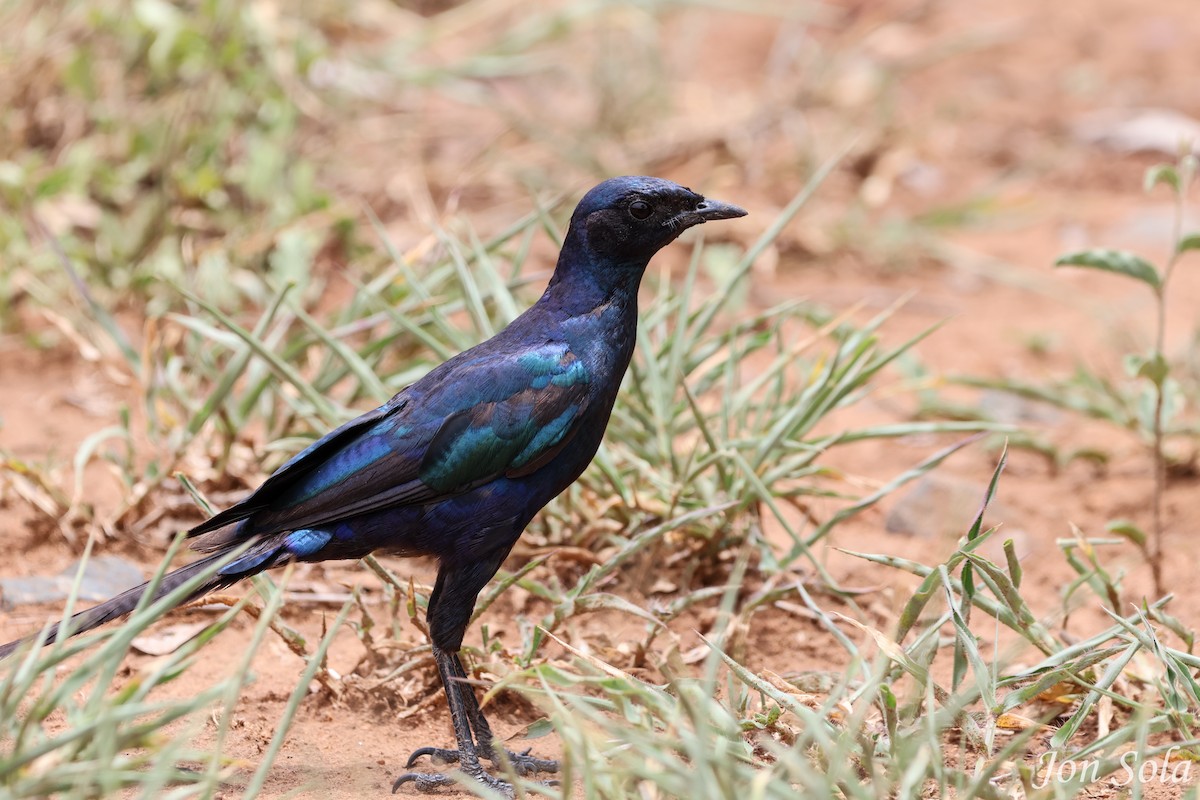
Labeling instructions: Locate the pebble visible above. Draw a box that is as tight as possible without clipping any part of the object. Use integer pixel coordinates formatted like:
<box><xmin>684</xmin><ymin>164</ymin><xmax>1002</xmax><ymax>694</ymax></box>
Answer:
<box><xmin>0</xmin><ymin>556</ymin><xmax>144</xmax><ymax>607</ymax></box>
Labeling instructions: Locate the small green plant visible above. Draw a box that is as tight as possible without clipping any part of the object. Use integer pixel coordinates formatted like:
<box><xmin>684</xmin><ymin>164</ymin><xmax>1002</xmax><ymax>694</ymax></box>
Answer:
<box><xmin>1050</xmin><ymin>154</ymin><xmax>1197</xmax><ymax>594</ymax></box>
<box><xmin>937</xmin><ymin>154</ymin><xmax>1200</xmax><ymax>596</ymax></box>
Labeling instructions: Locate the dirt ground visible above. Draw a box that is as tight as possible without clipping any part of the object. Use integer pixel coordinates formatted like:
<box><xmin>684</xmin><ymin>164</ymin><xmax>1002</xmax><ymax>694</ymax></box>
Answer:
<box><xmin>4</xmin><ymin>0</ymin><xmax>1200</xmax><ymax>797</ymax></box>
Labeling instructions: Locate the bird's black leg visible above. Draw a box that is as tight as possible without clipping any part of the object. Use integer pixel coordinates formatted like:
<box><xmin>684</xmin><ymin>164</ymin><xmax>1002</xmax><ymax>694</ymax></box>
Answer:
<box><xmin>393</xmin><ymin>553</ymin><xmax>557</xmax><ymax>794</ymax></box>
<box><xmin>405</xmin><ymin>649</ymin><xmax>559</xmax><ymax>776</ymax></box>
<box><xmin>393</xmin><ymin>645</ymin><xmax>500</xmax><ymax>794</ymax></box>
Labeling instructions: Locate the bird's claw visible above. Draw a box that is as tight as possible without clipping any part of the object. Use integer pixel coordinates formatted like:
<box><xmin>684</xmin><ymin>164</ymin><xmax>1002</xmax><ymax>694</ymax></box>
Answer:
<box><xmin>393</xmin><ymin>769</ymin><xmax>517</xmax><ymax>795</ymax></box>
<box><xmin>494</xmin><ymin>748</ymin><xmax>560</xmax><ymax>777</ymax></box>
<box><xmin>404</xmin><ymin>744</ymin><xmax>559</xmax><ymax>777</ymax></box>
<box><xmin>393</xmin><ymin>770</ymin><xmax>467</xmax><ymax>794</ymax></box>
<box><xmin>393</xmin><ymin>766</ymin><xmax>558</xmax><ymax>796</ymax></box>
<box><xmin>396</xmin><ymin>744</ymin><xmax>560</xmax><ymax>794</ymax></box>
<box><xmin>393</xmin><ymin>762</ymin><xmax>561</xmax><ymax>796</ymax></box>
<box><xmin>404</xmin><ymin>746</ymin><xmax>461</xmax><ymax>768</ymax></box>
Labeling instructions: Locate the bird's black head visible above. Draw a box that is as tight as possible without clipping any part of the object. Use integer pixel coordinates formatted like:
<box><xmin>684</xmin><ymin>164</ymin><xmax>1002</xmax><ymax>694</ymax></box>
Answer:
<box><xmin>569</xmin><ymin>176</ymin><xmax>747</xmax><ymax>268</ymax></box>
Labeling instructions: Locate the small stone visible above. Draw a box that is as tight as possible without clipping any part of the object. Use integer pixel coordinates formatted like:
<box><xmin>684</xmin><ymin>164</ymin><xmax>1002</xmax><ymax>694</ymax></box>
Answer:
<box><xmin>0</xmin><ymin>556</ymin><xmax>144</xmax><ymax>608</ymax></box>
<box><xmin>1073</xmin><ymin>108</ymin><xmax>1200</xmax><ymax>156</ymax></box>
<box><xmin>1102</xmin><ymin>206</ymin><xmax>1200</xmax><ymax>250</ymax></box>
<box><xmin>131</xmin><ymin>622</ymin><xmax>209</xmax><ymax>656</ymax></box>
<box><xmin>885</xmin><ymin>474</ymin><xmax>1013</xmax><ymax>539</ymax></box>
<box><xmin>978</xmin><ymin>389</ymin><xmax>1063</xmax><ymax>426</ymax></box>
<box><xmin>0</xmin><ymin>576</ymin><xmax>63</xmax><ymax>606</ymax></box>
<box><xmin>63</xmin><ymin>556</ymin><xmax>145</xmax><ymax>601</ymax></box>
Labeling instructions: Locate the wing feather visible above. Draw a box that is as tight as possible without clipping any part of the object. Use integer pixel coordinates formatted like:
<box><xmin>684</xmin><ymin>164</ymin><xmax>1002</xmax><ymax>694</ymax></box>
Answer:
<box><xmin>188</xmin><ymin>344</ymin><xmax>591</xmax><ymax>542</ymax></box>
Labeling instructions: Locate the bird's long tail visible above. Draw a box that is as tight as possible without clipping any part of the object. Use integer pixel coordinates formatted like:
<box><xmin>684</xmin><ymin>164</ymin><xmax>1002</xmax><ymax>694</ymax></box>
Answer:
<box><xmin>0</xmin><ymin>539</ymin><xmax>286</xmax><ymax>661</ymax></box>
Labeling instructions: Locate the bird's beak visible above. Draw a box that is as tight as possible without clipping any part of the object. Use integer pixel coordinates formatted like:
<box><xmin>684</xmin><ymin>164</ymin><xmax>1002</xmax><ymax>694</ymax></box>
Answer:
<box><xmin>694</xmin><ymin>197</ymin><xmax>748</xmax><ymax>222</ymax></box>
<box><xmin>668</xmin><ymin>196</ymin><xmax>748</xmax><ymax>232</ymax></box>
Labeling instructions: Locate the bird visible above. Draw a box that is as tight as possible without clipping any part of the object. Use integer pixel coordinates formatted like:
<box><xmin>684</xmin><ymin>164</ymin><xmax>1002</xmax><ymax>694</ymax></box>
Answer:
<box><xmin>0</xmin><ymin>176</ymin><xmax>746</xmax><ymax>794</ymax></box>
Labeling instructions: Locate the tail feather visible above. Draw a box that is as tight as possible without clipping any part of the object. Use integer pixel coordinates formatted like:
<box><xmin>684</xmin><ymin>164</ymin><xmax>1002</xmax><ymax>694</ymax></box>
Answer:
<box><xmin>0</xmin><ymin>539</ymin><xmax>287</xmax><ymax>661</ymax></box>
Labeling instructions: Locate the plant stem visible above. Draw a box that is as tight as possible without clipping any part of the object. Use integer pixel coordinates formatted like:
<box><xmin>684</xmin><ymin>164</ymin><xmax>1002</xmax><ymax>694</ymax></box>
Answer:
<box><xmin>1149</xmin><ymin>157</ymin><xmax>1193</xmax><ymax>596</ymax></box>
<box><xmin>1150</xmin><ymin>283</ymin><xmax>1166</xmax><ymax>596</ymax></box>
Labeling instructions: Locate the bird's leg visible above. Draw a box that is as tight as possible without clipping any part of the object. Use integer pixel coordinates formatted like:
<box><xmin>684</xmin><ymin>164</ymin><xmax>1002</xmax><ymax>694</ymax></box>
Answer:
<box><xmin>394</xmin><ymin>554</ymin><xmax>557</xmax><ymax>794</ymax></box>
<box><xmin>393</xmin><ymin>646</ymin><xmax>502</xmax><ymax>793</ymax></box>
<box><xmin>405</xmin><ymin>649</ymin><xmax>559</xmax><ymax>776</ymax></box>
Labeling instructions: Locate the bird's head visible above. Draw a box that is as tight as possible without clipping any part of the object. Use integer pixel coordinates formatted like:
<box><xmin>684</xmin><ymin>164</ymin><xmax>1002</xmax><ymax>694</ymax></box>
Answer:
<box><xmin>569</xmin><ymin>176</ymin><xmax>747</xmax><ymax>268</ymax></box>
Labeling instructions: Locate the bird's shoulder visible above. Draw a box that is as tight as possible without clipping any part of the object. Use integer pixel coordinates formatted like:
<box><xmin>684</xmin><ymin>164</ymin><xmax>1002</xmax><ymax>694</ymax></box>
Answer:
<box><xmin>412</xmin><ymin>338</ymin><xmax>594</xmax><ymax>490</ymax></box>
<box><xmin>417</xmin><ymin>339</ymin><xmax>588</xmax><ymax>402</ymax></box>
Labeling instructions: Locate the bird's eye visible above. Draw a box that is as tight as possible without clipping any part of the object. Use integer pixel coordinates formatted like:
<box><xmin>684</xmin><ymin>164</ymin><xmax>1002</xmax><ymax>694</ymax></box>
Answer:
<box><xmin>628</xmin><ymin>200</ymin><xmax>652</xmax><ymax>220</ymax></box>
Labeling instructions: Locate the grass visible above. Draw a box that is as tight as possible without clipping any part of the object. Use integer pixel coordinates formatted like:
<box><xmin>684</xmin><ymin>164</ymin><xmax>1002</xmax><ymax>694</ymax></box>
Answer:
<box><xmin>492</xmin><ymin>455</ymin><xmax>1200</xmax><ymax>799</ymax></box>
<box><xmin>1</xmin><ymin>0</ymin><xmax>1198</xmax><ymax>799</ymax></box>
<box><xmin>0</xmin><ymin>536</ymin><xmax>350</xmax><ymax>799</ymax></box>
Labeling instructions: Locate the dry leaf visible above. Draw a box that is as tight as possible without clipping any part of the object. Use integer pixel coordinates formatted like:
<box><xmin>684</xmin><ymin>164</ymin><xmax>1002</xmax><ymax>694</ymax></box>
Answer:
<box><xmin>131</xmin><ymin>622</ymin><xmax>210</xmax><ymax>656</ymax></box>
<box><xmin>996</xmin><ymin>713</ymin><xmax>1044</xmax><ymax>731</ymax></box>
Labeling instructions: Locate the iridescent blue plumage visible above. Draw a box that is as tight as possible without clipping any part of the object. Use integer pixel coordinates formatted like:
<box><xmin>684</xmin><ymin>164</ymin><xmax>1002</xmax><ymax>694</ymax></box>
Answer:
<box><xmin>0</xmin><ymin>176</ymin><xmax>747</xmax><ymax>795</ymax></box>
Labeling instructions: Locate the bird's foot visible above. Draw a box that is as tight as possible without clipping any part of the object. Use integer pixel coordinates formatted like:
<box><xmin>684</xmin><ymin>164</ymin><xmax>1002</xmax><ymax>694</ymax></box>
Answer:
<box><xmin>492</xmin><ymin>747</ymin><xmax>560</xmax><ymax>777</ymax></box>
<box><xmin>392</xmin><ymin>758</ymin><xmax>559</xmax><ymax>795</ymax></box>
<box><xmin>404</xmin><ymin>745</ymin><xmax>559</xmax><ymax>776</ymax></box>
<box><xmin>392</xmin><ymin>768</ymin><xmax>507</xmax><ymax>795</ymax></box>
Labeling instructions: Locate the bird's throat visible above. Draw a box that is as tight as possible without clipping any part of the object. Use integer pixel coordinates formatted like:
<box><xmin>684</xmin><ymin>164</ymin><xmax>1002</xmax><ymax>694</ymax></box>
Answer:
<box><xmin>542</xmin><ymin>231</ymin><xmax>647</xmax><ymax>318</ymax></box>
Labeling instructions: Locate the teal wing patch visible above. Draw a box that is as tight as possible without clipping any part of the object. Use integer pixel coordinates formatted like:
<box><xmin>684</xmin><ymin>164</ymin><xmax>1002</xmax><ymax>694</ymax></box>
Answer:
<box><xmin>419</xmin><ymin>346</ymin><xmax>590</xmax><ymax>491</ymax></box>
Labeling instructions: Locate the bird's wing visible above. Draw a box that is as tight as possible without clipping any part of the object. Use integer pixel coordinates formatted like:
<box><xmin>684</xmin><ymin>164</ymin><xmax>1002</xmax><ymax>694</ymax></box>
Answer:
<box><xmin>188</xmin><ymin>342</ymin><xmax>592</xmax><ymax>541</ymax></box>
<box><xmin>187</xmin><ymin>402</ymin><xmax>397</xmax><ymax>537</ymax></box>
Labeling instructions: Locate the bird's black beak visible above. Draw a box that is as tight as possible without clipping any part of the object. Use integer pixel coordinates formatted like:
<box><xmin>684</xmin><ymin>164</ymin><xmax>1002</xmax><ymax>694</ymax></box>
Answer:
<box><xmin>669</xmin><ymin>196</ymin><xmax>748</xmax><ymax>232</ymax></box>
<box><xmin>694</xmin><ymin>197</ymin><xmax>748</xmax><ymax>221</ymax></box>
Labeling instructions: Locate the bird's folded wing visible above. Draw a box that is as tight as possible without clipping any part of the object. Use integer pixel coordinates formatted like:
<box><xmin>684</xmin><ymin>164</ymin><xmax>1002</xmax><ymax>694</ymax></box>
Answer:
<box><xmin>188</xmin><ymin>343</ymin><xmax>591</xmax><ymax>541</ymax></box>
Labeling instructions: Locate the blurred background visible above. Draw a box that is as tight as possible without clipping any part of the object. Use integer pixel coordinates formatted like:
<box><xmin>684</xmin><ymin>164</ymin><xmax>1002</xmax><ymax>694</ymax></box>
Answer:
<box><xmin>5</xmin><ymin>0</ymin><xmax>1199</xmax><ymax>371</ymax></box>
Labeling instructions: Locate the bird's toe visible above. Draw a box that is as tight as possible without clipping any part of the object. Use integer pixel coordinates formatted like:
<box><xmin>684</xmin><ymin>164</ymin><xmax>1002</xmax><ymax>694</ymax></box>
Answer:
<box><xmin>404</xmin><ymin>746</ymin><xmax>462</xmax><ymax>768</ymax></box>
<box><xmin>392</xmin><ymin>770</ymin><xmax>456</xmax><ymax>794</ymax></box>
<box><xmin>392</xmin><ymin>767</ymin><xmax>518</xmax><ymax>796</ymax></box>
<box><xmin>402</xmin><ymin>743</ymin><xmax>558</xmax><ymax>776</ymax></box>
<box><xmin>494</xmin><ymin>748</ymin><xmax>559</xmax><ymax>776</ymax></box>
